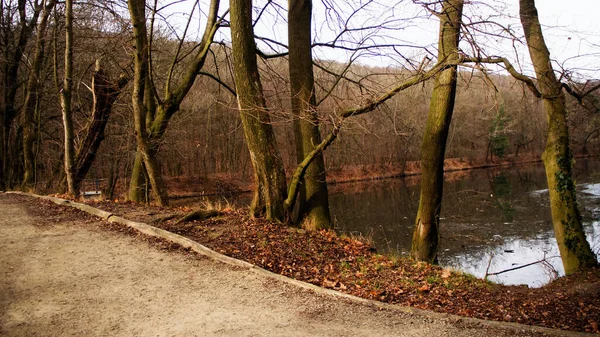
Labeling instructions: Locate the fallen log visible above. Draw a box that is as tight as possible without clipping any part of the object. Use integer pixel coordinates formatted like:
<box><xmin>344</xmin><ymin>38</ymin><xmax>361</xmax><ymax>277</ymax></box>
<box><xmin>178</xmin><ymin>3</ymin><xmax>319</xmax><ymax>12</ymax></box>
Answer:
<box><xmin>175</xmin><ymin>209</ymin><xmax>220</xmax><ymax>225</ymax></box>
<box><xmin>150</xmin><ymin>214</ymin><xmax>178</xmax><ymax>224</ymax></box>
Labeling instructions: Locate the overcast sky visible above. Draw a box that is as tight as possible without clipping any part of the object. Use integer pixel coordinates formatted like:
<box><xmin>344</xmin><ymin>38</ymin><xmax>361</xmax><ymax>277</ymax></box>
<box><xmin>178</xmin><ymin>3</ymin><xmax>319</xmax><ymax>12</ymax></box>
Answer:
<box><xmin>518</xmin><ymin>0</ymin><xmax>599</xmax><ymax>78</ymax></box>
<box><xmin>161</xmin><ymin>0</ymin><xmax>599</xmax><ymax>80</ymax></box>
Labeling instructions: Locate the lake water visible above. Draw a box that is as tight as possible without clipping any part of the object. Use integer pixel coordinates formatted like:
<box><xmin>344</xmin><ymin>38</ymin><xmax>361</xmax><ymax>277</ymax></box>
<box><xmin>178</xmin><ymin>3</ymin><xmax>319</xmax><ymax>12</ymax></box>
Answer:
<box><xmin>175</xmin><ymin>158</ymin><xmax>600</xmax><ymax>287</ymax></box>
<box><xmin>331</xmin><ymin>158</ymin><xmax>600</xmax><ymax>287</ymax></box>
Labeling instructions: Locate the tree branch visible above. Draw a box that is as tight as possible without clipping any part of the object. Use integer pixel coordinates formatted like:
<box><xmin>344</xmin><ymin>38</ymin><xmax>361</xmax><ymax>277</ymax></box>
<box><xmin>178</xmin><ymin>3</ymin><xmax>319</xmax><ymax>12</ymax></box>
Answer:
<box><xmin>485</xmin><ymin>255</ymin><xmax>560</xmax><ymax>278</ymax></box>
<box><xmin>562</xmin><ymin>81</ymin><xmax>600</xmax><ymax>104</ymax></box>
<box><xmin>198</xmin><ymin>71</ymin><xmax>236</xmax><ymax>96</ymax></box>
<box><xmin>341</xmin><ymin>60</ymin><xmax>454</xmax><ymax>118</ymax></box>
<box><xmin>461</xmin><ymin>56</ymin><xmax>542</xmax><ymax>98</ymax></box>
<box><xmin>284</xmin><ymin>59</ymin><xmax>456</xmax><ymax>211</ymax></box>
<box><xmin>285</xmin><ymin>123</ymin><xmax>340</xmax><ymax>211</ymax></box>
<box><xmin>256</xmin><ymin>48</ymin><xmax>288</xmax><ymax>59</ymax></box>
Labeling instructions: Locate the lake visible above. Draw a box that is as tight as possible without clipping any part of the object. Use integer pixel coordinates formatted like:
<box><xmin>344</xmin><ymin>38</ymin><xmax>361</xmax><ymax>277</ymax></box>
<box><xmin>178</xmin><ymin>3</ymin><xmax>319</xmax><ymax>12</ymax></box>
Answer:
<box><xmin>331</xmin><ymin>158</ymin><xmax>600</xmax><ymax>287</ymax></box>
<box><xmin>174</xmin><ymin>157</ymin><xmax>600</xmax><ymax>287</ymax></box>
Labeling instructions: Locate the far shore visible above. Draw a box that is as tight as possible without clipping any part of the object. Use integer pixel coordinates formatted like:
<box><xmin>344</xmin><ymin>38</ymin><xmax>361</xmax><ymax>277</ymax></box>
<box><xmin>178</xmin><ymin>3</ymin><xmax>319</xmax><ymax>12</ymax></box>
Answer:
<box><xmin>165</xmin><ymin>153</ymin><xmax>599</xmax><ymax>200</ymax></box>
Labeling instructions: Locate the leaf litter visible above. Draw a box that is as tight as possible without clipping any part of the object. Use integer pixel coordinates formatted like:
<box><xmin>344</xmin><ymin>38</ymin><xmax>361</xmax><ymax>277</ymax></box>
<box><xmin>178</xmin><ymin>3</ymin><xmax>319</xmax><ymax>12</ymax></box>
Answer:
<box><xmin>39</xmin><ymin>197</ymin><xmax>600</xmax><ymax>334</ymax></box>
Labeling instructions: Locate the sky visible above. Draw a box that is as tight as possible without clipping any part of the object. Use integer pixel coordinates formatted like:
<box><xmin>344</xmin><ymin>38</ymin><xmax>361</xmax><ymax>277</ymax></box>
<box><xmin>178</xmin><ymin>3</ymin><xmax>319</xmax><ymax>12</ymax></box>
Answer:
<box><xmin>157</xmin><ymin>0</ymin><xmax>600</xmax><ymax>81</ymax></box>
<box><xmin>512</xmin><ymin>0</ymin><xmax>600</xmax><ymax>79</ymax></box>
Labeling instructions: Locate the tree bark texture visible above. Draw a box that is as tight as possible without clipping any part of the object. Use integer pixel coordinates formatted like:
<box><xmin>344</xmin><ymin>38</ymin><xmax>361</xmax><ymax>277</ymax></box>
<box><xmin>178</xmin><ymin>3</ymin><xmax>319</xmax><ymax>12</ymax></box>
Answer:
<box><xmin>2</xmin><ymin>0</ymin><xmax>42</xmax><ymax>189</ymax></box>
<box><xmin>230</xmin><ymin>0</ymin><xmax>288</xmax><ymax>222</ymax></box>
<box><xmin>288</xmin><ymin>0</ymin><xmax>331</xmax><ymax>230</ymax></box>
<box><xmin>21</xmin><ymin>0</ymin><xmax>55</xmax><ymax>191</ymax></box>
<box><xmin>59</xmin><ymin>0</ymin><xmax>77</xmax><ymax>197</ymax></box>
<box><xmin>128</xmin><ymin>0</ymin><xmax>169</xmax><ymax>206</ymax></box>
<box><xmin>72</xmin><ymin>60</ymin><xmax>127</xmax><ymax>192</ymax></box>
<box><xmin>411</xmin><ymin>0</ymin><xmax>463</xmax><ymax>263</ymax></box>
<box><xmin>127</xmin><ymin>76</ymin><xmax>157</xmax><ymax>203</ymax></box>
<box><xmin>519</xmin><ymin>0</ymin><xmax>597</xmax><ymax>273</ymax></box>
<box><xmin>128</xmin><ymin>151</ymin><xmax>147</xmax><ymax>202</ymax></box>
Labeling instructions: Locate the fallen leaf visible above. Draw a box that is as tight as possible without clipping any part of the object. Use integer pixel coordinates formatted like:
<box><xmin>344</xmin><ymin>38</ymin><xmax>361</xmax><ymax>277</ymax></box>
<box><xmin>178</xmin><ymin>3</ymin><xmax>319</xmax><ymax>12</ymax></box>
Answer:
<box><xmin>322</xmin><ymin>278</ymin><xmax>337</xmax><ymax>288</ymax></box>
<box><xmin>441</xmin><ymin>268</ymin><xmax>452</xmax><ymax>279</ymax></box>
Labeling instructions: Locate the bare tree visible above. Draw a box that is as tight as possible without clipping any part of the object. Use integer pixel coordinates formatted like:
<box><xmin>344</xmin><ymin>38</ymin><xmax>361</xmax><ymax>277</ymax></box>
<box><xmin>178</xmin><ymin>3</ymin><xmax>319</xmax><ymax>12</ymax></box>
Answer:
<box><xmin>59</xmin><ymin>0</ymin><xmax>76</xmax><ymax>197</ymax></box>
<box><xmin>518</xmin><ymin>0</ymin><xmax>597</xmax><ymax>273</ymax></box>
<box><xmin>230</xmin><ymin>0</ymin><xmax>288</xmax><ymax>221</ymax></box>
<box><xmin>1</xmin><ymin>0</ymin><xmax>43</xmax><ymax>189</ymax></box>
<box><xmin>288</xmin><ymin>0</ymin><xmax>331</xmax><ymax>230</ymax></box>
<box><xmin>127</xmin><ymin>0</ymin><xmax>169</xmax><ymax>205</ymax></box>
<box><xmin>127</xmin><ymin>0</ymin><xmax>223</xmax><ymax>206</ymax></box>
<box><xmin>70</xmin><ymin>60</ymin><xmax>128</xmax><ymax>192</ymax></box>
<box><xmin>411</xmin><ymin>0</ymin><xmax>464</xmax><ymax>263</ymax></box>
<box><xmin>20</xmin><ymin>0</ymin><xmax>56</xmax><ymax>191</ymax></box>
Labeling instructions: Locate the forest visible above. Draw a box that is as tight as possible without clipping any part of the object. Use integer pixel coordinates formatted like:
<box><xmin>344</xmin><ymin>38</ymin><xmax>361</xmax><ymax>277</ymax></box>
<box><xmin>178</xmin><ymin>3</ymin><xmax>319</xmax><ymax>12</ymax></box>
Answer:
<box><xmin>2</xmin><ymin>0</ymin><xmax>600</xmax><ymax>329</ymax></box>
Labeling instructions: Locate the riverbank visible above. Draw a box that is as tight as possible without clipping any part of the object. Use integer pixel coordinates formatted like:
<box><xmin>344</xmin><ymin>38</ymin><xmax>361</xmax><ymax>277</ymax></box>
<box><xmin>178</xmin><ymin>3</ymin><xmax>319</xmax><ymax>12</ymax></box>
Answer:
<box><xmin>65</xmin><ymin>196</ymin><xmax>600</xmax><ymax>334</ymax></box>
<box><xmin>163</xmin><ymin>154</ymin><xmax>598</xmax><ymax>200</ymax></box>
<box><xmin>7</xmin><ymin>193</ymin><xmax>542</xmax><ymax>337</ymax></box>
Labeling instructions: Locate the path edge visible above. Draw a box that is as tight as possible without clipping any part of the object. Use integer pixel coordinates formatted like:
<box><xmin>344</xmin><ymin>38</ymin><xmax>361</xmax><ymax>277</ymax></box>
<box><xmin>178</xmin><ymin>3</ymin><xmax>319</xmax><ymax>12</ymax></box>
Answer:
<box><xmin>5</xmin><ymin>191</ymin><xmax>593</xmax><ymax>337</ymax></box>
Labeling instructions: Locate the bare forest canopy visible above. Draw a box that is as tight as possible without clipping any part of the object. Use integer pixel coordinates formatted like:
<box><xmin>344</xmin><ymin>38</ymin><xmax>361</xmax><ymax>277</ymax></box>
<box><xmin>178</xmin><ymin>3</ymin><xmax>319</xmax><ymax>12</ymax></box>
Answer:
<box><xmin>22</xmin><ymin>49</ymin><xmax>600</xmax><ymax>190</ymax></box>
<box><xmin>0</xmin><ymin>0</ymin><xmax>597</xmax><ymax>195</ymax></box>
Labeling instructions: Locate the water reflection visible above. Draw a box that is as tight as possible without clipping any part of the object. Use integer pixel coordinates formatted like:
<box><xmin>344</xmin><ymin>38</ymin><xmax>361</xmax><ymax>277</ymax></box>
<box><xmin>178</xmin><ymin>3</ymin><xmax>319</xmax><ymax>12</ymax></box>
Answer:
<box><xmin>444</xmin><ymin>220</ymin><xmax>600</xmax><ymax>287</ymax></box>
<box><xmin>174</xmin><ymin>159</ymin><xmax>600</xmax><ymax>287</ymax></box>
<box><xmin>332</xmin><ymin>159</ymin><xmax>600</xmax><ymax>287</ymax></box>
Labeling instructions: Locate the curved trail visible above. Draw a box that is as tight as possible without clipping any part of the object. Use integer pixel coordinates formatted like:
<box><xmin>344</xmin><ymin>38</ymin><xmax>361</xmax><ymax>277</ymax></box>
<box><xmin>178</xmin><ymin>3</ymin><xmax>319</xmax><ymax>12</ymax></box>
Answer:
<box><xmin>0</xmin><ymin>194</ymin><xmax>567</xmax><ymax>336</ymax></box>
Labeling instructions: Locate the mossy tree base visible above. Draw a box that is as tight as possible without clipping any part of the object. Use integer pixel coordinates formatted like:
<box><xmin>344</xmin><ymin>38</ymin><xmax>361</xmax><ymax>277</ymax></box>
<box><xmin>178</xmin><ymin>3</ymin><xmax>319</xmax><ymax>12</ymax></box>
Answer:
<box><xmin>519</xmin><ymin>0</ymin><xmax>598</xmax><ymax>274</ymax></box>
<box><xmin>411</xmin><ymin>0</ymin><xmax>464</xmax><ymax>263</ymax></box>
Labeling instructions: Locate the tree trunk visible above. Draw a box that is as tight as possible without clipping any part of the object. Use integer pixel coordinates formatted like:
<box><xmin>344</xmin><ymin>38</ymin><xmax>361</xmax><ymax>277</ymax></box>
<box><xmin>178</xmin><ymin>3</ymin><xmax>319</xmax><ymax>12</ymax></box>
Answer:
<box><xmin>0</xmin><ymin>118</ymin><xmax>5</xmax><ymax>190</ymax></box>
<box><xmin>1</xmin><ymin>0</ymin><xmax>42</xmax><ymax>190</ymax></box>
<box><xmin>128</xmin><ymin>151</ymin><xmax>148</xmax><ymax>202</ymax></box>
<box><xmin>230</xmin><ymin>0</ymin><xmax>288</xmax><ymax>222</ymax></box>
<box><xmin>288</xmin><ymin>0</ymin><xmax>331</xmax><ymax>230</ymax></box>
<box><xmin>21</xmin><ymin>0</ymin><xmax>55</xmax><ymax>191</ymax></box>
<box><xmin>128</xmin><ymin>0</ymin><xmax>169</xmax><ymax>206</ymax></box>
<box><xmin>411</xmin><ymin>0</ymin><xmax>463</xmax><ymax>263</ymax></box>
<box><xmin>59</xmin><ymin>0</ymin><xmax>77</xmax><ymax>197</ymax></box>
<box><xmin>126</xmin><ymin>0</ymin><xmax>220</xmax><ymax>203</ymax></box>
<box><xmin>519</xmin><ymin>0</ymin><xmax>597</xmax><ymax>274</ymax></box>
<box><xmin>72</xmin><ymin>60</ymin><xmax>127</xmax><ymax>192</ymax></box>
<box><xmin>127</xmin><ymin>77</ymin><xmax>156</xmax><ymax>203</ymax></box>
<box><xmin>128</xmin><ymin>151</ymin><xmax>147</xmax><ymax>202</ymax></box>
<box><xmin>104</xmin><ymin>157</ymin><xmax>120</xmax><ymax>200</ymax></box>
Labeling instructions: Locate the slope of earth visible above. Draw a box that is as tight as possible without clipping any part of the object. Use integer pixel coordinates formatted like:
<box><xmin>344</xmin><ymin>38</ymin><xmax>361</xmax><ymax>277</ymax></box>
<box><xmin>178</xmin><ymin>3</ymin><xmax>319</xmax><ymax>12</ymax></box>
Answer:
<box><xmin>0</xmin><ymin>194</ymin><xmax>558</xmax><ymax>337</ymax></box>
<box><xmin>2</xmin><ymin>194</ymin><xmax>597</xmax><ymax>335</ymax></box>
<box><xmin>83</xmin><ymin>199</ymin><xmax>600</xmax><ymax>334</ymax></box>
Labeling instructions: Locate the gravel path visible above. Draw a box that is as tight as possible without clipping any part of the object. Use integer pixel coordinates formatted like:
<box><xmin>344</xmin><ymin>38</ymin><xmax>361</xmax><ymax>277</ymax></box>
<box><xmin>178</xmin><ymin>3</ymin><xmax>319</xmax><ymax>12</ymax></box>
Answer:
<box><xmin>0</xmin><ymin>194</ymin><xmax>565</xmax><ymax>336</ymax></box>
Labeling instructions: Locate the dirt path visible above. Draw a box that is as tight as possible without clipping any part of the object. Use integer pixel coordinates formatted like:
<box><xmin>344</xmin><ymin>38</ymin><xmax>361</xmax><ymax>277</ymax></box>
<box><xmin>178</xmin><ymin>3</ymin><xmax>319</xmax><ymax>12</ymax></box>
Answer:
<box><xmin>0</xmin><ymin>194</ymin><xmax>569</xmax><ymax>337</ymax></box>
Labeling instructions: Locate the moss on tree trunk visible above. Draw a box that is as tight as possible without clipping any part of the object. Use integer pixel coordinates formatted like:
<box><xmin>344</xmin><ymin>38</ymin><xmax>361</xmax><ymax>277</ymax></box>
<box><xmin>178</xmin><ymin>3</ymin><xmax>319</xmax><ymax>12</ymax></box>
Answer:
<box><xmin>230</xmin><ymin>0</ymin><xmax>288</xmax><ymax>222</ymax></box>
<box><xmin>128</xmin><ymin>151</ymin><xmax>147</xmax><ymax>202</ymax></box>
<box><xmin>411</xmin><ymin>0</ymin><xmax>463</xmax><ymax>263</ymax></box>
<box><xmin>288</xmin><ymin>0</ymin><xmax>331</xmax><ymax>230</ymax></box>
<box><xmin>519</xmin><ymin>0</ymin><xmax>597</xmax><ymax>274</ymax></box>
<box><xmin>21</xmin><ymin>0</ymin><xmax>55</xmax><ymax>191</ymax></box>
<box><xmin>127</xmin><ymin>0</ymin><xmax>169</xmax><ymax>206</ymax></box>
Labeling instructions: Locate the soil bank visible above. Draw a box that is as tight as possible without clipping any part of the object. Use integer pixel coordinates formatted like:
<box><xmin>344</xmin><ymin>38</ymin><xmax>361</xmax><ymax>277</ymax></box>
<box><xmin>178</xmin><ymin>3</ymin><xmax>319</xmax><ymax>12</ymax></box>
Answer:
<box><xmin>0</xmin><ymin>194</ymin><xmax>568</xmax><ymax>337</ymax></box>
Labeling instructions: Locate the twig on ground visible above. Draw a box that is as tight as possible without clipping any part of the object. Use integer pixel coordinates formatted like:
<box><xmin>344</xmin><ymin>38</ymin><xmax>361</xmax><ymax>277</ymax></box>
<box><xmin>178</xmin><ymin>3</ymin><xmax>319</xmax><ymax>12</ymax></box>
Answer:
<box><xmin>484</xmin><ymin>253</ymin><xmax>494</xmax><ymax>280</ymax></box>
<box><xmin>486</xmin><ymin>254</ymin><xmax>560</xmax><ymax>277</ymax></box>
